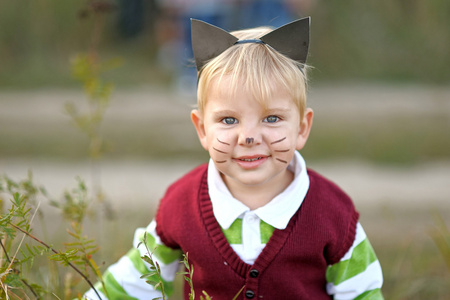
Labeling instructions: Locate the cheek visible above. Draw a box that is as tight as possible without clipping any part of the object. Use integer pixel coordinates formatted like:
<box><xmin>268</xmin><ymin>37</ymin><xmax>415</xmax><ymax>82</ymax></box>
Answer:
<box><xmin>266</xmin><ymin>128</ymin><xmax>299</xmax><ymax>156</ymax></box>
<box><xmin>206</xmin><ymin>130</ymin><xmax>233</xmax><ymax>160</ymax></box>
<box><xmin>269</xmin><ymin>137</ymin><xmax>297</xmax><ymax>165</ymax></box>
<box><xmin>264</xmin><ymin>127</ymin><xmax>298</xmax><ymax>146</ymax></box>
<box><xmin>207</xmin><ymin>128</ymin><xmax>235</xmax><ymax>147</ymax></box>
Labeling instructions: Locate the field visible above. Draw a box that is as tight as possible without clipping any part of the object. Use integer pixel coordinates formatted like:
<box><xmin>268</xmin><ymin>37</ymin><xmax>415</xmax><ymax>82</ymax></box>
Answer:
<box><xmin>1</xmin><ymin>0</ymin><xmax>450</xmax><ymax>297</ymax></box>
<box><xmin>1</xmin><ymin>85</ymin><xmax>449</xmax><ymax>298</ymax></box>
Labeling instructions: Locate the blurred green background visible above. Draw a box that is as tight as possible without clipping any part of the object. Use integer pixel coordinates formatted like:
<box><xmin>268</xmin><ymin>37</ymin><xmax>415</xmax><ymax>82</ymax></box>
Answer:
<box><xmin>0</xmin><ymin>0</ymin><xmax>449</xmax><ymax>164</ymax></box>
<box><xmin>1</xmin><ymin>0</ymin><xmax>450</xmax><ymax>88</ymax></box>
<box><xmin>1</xmin><ymin>0</ymin><xmax>449</xmax><ymax>299</ymax></box>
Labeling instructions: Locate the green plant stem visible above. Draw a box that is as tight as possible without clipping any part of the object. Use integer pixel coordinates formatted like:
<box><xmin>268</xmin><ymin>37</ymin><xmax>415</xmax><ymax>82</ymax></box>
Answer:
<box><xmin>141</xmin><ymin>233</ymin><xmax>166</xmax><ymax>299</ymax></box>
<box><xmin>0</xmin><ymin>238</ymin><xmax>39</xmax><ymax>298</ymax></box>
<box><xmin>9</xmin><ymin>223</ymin><xmax>102</xmax><ymax>300</ymax></box>
<box><xmin>0</xmin><ymin>238</ymin><xmax>11</xmax><ymax>263</ymax></box>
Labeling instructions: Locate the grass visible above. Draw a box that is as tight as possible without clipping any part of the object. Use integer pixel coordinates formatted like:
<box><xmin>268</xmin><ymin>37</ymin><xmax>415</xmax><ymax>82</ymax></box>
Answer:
<box><xmin>304</xmin><ymin>115</ymin><xmax>450</xmax><ymax>165</ymax></box>
<box><xmin>2</xmin><ymin>1</ymin><xmax>449</xmax><ymax>298</ymax></box>
<box><xmin>9</xmin><ymin>199</ymin><xmax>448</xmax><ymax>299</ymax></box>
<box><xmin>362</xmin><ymin>205</ymin><xmax>450</xmax><ymax>299</ymax></box>
<box><xmin>1</xmin><ymin>143</ymin><xmax>450</xmax><ymax>300</ymax></box>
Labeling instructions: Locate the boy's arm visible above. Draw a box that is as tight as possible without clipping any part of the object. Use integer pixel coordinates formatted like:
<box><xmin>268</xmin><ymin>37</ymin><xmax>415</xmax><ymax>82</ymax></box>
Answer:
<box><xmin>83</xmin><ymin>220</ymin><xmax>183</xmax><ymax>300</ymax></box>
<box><xmin>326</xmin><ymin>222</ymin><xmax>384</xmax><ymax>300</ymax></box>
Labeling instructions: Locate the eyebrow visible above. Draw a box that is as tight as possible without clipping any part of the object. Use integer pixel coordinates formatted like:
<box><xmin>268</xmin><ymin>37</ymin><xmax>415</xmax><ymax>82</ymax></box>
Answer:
<box><xmin>211</xmin><ymin>109</ymin><xmax>238</xmax><ymax>118</ymax></box>
<box><xmin>212</xmin><ymin>107</ymin><xmax>290</xmax><ymax>116</ymax></box>
<box><xmin>263</xmin><ymin>107</ymin><xmax>291</xmax><ymax>115</ymax></box>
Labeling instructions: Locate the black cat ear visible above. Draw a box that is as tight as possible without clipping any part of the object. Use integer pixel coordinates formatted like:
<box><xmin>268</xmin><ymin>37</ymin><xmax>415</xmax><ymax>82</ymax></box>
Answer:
<box><xmin>260</xmin><ymin>17</ymin><xmax>310</xmax><ymax>64</ymax></box>
<box><xmin>191</xmin><ymin>17</ymin><xmax>311</xmax><ymax>71</ymax></box>
<box><xmin>191</xmin><ymin>19</ymin><xmax>238</xmax><ymax>71</ymax></box>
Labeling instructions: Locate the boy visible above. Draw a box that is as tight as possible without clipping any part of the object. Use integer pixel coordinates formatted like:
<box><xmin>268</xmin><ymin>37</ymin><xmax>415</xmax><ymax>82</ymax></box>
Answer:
<box><xmin>84</xmin><ymin>18</ymin><xmax>383</xmax><ymax>299</ymax></box>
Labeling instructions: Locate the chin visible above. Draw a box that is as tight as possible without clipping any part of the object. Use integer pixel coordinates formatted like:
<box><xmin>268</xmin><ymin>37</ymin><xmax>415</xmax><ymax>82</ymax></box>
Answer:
<box><xmin>231</xmin><ymin>174</ymin><xmax>273</xmax><ymax>187</ymax></box>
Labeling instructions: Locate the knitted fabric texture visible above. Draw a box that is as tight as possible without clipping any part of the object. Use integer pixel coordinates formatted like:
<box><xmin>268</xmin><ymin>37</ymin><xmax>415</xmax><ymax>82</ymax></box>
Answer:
<box><xmin>156</xmin><ymin>164</ymin><xmax>359</xmax><ymax>300</ymax></box>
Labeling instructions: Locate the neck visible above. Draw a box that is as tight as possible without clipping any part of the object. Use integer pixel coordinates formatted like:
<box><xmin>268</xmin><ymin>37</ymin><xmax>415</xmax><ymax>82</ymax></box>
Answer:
<box><xmin>222</xmin><ymin>170</ymin><xmax>294</xmax><ymax>210</ymax></box>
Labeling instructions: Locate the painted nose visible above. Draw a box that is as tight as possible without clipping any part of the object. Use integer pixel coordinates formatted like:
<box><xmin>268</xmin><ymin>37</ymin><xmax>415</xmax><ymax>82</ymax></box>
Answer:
<box><xmin>238</xmin><ymin>125</ymin><xmax>260</xmax><ymax>146</ymax></box>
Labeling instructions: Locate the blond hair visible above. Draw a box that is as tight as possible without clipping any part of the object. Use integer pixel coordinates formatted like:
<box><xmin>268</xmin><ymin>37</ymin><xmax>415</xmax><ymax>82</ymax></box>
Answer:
<box><xmin>196</xmin><ymin>26</ymin><xmax>309</xmax><ymax>120</ymax></box>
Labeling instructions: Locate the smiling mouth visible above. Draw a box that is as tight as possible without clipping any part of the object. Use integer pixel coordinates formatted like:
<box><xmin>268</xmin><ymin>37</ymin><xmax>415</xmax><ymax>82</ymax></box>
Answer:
<box><xmin>239</xmin><ymin>157</ymin><xmax>263</xmax><ymax>162</ymax></box>
<box><xmin>235</xmin><ymin>156</ymin><xmax>268</xmax><ymax>169</ymax></box>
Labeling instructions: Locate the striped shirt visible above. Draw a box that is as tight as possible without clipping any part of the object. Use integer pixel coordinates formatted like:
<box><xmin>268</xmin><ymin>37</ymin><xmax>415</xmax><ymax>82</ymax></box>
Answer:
<box><xmin>84</xmin><ymin>152</ymin><xmax>383</xmax><ymax>299</ymax></box>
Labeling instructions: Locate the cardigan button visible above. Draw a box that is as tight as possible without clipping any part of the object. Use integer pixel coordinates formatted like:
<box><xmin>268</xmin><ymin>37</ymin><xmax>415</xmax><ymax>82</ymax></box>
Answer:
<box><xmin>245</xmin><ymin>290</ymin><xmax>255</xmax><ymax>299</ymax></box>
<box><xmin>249</xmin><ymin>269</ymin><xmax>259</xmax><ymax>278</ymax></box>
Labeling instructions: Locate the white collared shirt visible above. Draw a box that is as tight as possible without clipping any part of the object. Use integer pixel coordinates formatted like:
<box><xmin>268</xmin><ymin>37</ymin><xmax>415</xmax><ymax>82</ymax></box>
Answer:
<box><xmin>207</xmin><ymin>150</ymin><xmax>309</xmax><ymax>264</ymax></box>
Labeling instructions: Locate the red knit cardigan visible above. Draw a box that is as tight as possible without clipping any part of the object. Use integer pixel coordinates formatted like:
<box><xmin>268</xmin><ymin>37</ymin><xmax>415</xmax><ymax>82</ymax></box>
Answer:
<box><xmin>156</xmin><ymin>164</ymin><xmax>359</xmax><ymax>300</ymax></box>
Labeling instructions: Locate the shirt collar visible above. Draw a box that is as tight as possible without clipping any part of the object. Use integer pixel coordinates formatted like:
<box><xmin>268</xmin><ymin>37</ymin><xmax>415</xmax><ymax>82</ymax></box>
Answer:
<box><xmin>208</xmin><ymin>151</ymin><xmax>310</xmax><ymax>230</ymax></box>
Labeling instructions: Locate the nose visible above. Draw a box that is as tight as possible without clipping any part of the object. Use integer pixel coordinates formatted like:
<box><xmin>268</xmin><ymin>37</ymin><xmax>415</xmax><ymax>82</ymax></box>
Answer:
<box><xmin>238</xmin><ymin>124</ymin><xmax>261</xmax><ymax>146</ymax></box>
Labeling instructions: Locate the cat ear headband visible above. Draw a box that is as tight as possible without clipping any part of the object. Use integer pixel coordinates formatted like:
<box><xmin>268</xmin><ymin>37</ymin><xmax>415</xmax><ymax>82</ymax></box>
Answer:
<box><xmin>191</xmin><ymin>17</ymin><xmax>310</xmax><ymax>72</ymax></box>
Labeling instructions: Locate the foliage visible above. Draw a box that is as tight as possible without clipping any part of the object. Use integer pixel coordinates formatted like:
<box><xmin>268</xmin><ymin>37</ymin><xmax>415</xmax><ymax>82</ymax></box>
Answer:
<box><xmin>176</xmin><ymin>252</ymin><xmax>244</xmax><ymax>300</ymax></box>
<box><xmin>0</xmin><ymin>2</ymin><xmax>117</xmax><ymax>299</ymax></box>
<box><xmin>429</xmin><ymin>214</ymin><xmax>450</xmax><ymax>272</ymax></box>
<box><xmin>138</xmin><ymin>233</ymin><xmax>167</xmax><ymax>300</ymax></box>
<box><xmin>67</xmin><ymin>53</ymin><xmax>122</xmax><ymax>161</ymax></box>
<box><xmin>0</xmin><ymin>174</ymin><xmax>104</xmax><ymax>299</ymax></box>
<box><xmin>138</xmin><ymin>248</ymin><xmax>215</xmax><ymax>300</ymax></box>
<box><xmin>178</xmin><ymin>253</ymin><xmax>201</xmax><ymax>300</ymax></box>
<box><xmin>64</xmin><ymin>1</ymin><xmax>122</xmax><ymax>213</ymax></box>
<box><xmin>0</xmin><ymin>180</ymin><xmax>48</xmax><ymax>299</ymax></box>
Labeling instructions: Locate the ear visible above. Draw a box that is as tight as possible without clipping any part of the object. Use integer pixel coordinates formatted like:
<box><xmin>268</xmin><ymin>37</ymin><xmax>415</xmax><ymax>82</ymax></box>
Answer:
<box><xmin>296</xmin><ymin>108</ymin><xmax>314</xmax><ymax>151</ymax></box>
<box><xmin>260</xmin><ymin>17</ymin><xmax>310</xmax><ymax>64</ymax></box>
<box><xmin>191</xmin><ymin>19</ymin><xmax>238</xmax><ymax>71</ymax></box>
<box><xmin>191</xmin><ymin>109</ymin><xmax>209</xmax><ymax>151</ymax></box>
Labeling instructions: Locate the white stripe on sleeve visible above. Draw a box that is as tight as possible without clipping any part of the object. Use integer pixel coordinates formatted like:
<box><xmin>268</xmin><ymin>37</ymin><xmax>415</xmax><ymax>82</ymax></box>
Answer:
<box><xmin>109</xmin><ymin>256</ymin><xmax>163</xmax><ymax>299</ymax></box>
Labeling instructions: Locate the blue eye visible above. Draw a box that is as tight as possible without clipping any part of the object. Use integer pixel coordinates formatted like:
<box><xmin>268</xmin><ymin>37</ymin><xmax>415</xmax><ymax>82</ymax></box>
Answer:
<box><xmin>264</xmin><ymin>115</ymin><xmax>280</xmax><ymax>123</ymax></box>
<box><xmin>222</xmin><ymin>117</ymin><xmax>238</xmax><ymax>125</ymax></box>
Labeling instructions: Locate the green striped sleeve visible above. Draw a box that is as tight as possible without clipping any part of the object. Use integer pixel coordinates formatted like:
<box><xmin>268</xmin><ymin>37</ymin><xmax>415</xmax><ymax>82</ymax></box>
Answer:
<box><xmin>98</xmin><ymin>270</ymin><xmax>138</xmax><ymax>300</ymax></box>
<box><xmin>127</xmin><ymin>248</ymin><xmax>151</xmax><ymax>274</ymax></box>
<box><xmin>126</xmin><ymin>248</ymin><xmax>175</xmax><ymax>296</ymax></box>
<box><xmin>354</xmin><ymin>288</ymin><xmax>384</xmax><ymax>300</ymax></box>
<box><xmin>326</xmin><ymin>238</ymin><xmax>377</xmax><ymax>285</ymax></box>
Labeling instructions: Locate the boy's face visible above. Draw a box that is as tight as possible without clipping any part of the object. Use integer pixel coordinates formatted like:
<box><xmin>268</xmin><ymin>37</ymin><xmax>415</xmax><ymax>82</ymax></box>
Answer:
<box><xmin>192</xmin><ymin>76</ymin><xmax>313</xmax><ymax>192</ymax></box>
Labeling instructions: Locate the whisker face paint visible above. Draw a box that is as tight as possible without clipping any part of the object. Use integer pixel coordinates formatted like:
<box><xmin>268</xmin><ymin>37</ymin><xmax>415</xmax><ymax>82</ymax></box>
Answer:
<box><xmin>213</xmin><ymin>147</ymin><xmax>228</xmax><ymax>154</ymax></box>
<box><xmin>276</xmin><ymin>158</ymin><xmax>288</xmax><ymax>164</ymax></box>
<box><xmin>217</xmin><ymin>138</ymin><xmax>230</xmax><ymax>145</ymax></box>
<box><xmin>275</xmin><ymin>149</ymin><xmax>290</xmax><ymax>153</ymax></box>
<box><xmin>271</xmin><ymin>137</ymin><xmax>286</xmax><ymax>145</ymax></box>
